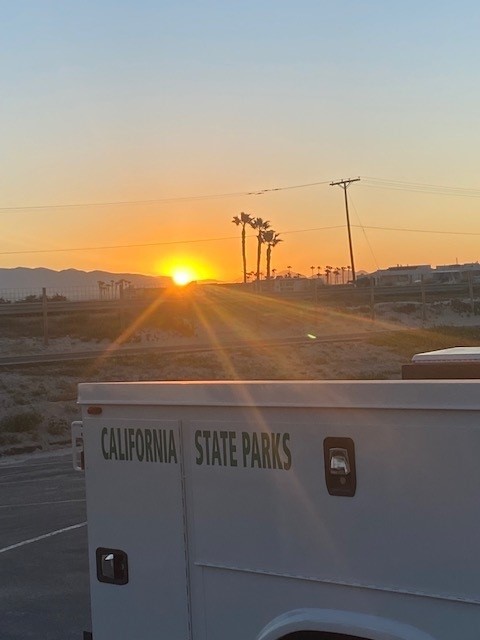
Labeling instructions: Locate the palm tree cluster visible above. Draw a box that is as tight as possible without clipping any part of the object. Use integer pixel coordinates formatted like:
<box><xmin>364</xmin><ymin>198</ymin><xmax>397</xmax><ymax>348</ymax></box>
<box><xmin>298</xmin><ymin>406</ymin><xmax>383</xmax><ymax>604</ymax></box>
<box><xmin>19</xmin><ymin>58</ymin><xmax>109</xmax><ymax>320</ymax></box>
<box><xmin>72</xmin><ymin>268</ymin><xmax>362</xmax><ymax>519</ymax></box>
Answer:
<box><xmin>323</xmin><ymin>266</ymin><xmax>351</xmax><ymax>284</ymax></box>
<box><xmin>232</xmin><ymin>213</ymin><xmax>282</xmax><ymax>283</ymax></box>
<box><xmin>97</xmin><ymin>279</ymin><xmax>132</xmax><ymax>299</ymax></box>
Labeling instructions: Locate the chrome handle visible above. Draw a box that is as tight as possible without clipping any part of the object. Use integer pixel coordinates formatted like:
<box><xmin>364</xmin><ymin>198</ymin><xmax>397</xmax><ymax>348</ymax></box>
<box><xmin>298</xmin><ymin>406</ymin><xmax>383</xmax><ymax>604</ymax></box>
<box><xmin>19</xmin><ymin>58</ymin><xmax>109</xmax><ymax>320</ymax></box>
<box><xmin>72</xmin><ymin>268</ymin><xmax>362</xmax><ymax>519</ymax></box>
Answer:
<box><xmin>329</xmin><ymin>447</ymin><xmax>350</xmax><ymax>475</ymax></box>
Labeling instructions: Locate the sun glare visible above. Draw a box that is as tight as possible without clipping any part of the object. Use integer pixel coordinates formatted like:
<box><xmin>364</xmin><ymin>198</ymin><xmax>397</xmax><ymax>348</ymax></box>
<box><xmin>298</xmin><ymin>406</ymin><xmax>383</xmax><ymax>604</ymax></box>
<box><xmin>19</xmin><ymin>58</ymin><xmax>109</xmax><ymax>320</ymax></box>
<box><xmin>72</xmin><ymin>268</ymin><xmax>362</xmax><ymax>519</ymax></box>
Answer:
<box><xmin>172</xmin><ymin>267</ymin><xmax>196</xmax><ymax>286</ymax></box>
<box><xmin>155</xmin><ymin>255</ymin><xmax>212</xmax><ymax>285</ymax></box>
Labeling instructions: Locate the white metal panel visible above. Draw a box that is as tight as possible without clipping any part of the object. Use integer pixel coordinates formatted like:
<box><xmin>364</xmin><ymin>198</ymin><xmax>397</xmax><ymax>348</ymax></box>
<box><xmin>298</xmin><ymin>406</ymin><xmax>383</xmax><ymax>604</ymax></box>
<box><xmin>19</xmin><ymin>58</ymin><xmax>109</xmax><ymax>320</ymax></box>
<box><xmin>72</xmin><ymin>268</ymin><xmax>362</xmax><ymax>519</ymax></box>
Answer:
<box><xmin>83</xmin><ymin>418</ymin><xmax>190</xmax><ymax>640</ymax></box>
<box><xmin>413</xmin><ymin>347</ymin><xmax>480</xmax><ymax>362</ymax></box>
<box><xmin>186</xmin><ymin>413</ymin><xmax>480</xmax><ymax>603</ymax></box>
<box><xmin>78</xmin><ymin>379</ymin><xmax>480</xmax><ymax>411</ymax></box>
<box><xmin>182</xmin><ymin>409</ymin><xmax>480</xmax><ymax>638</ymax></box>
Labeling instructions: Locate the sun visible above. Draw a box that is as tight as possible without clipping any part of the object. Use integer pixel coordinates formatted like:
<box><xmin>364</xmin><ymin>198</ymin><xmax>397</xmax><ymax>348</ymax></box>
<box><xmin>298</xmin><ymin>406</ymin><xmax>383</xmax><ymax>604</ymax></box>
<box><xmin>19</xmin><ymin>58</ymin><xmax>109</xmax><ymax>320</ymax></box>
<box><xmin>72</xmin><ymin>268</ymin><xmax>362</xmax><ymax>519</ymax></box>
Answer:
<box><xmin>171</xmin><ymin>267</ymin><xmax>196</xmax><ymax>286</ymax></box>
<box><xmin>155</xmin><ymin>255</ymin><xmax>211</xmax><ymax>284</ymax></box>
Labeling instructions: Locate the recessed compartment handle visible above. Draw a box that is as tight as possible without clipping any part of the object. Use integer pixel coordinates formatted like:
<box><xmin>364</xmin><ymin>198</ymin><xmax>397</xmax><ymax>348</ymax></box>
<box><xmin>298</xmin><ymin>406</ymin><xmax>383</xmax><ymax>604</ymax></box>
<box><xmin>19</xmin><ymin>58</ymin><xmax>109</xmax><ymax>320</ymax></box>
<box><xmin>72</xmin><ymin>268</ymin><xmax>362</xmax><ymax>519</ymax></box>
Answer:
<box><xmin>324</xmin><ymin>437</ymin><xmax>356</xmax><ymax>497</ymax></box>
<box><xmin>96</xmin><ymin>548</ymin><xmax>129</xmax><ymax>585</ymax></box>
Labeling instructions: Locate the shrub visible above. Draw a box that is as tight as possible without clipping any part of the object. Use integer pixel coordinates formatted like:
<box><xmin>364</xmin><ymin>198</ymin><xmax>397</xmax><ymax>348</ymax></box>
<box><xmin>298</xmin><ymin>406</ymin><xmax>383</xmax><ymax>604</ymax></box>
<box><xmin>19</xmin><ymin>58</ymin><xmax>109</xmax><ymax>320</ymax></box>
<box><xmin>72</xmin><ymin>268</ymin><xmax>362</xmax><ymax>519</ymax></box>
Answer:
<box><xmin>0</xmin><ymin>411</ymin><xmax>42</xmax><ymax>433</ymax></box>
<box><xmin>450</xmin><ymin>298</ymin><xmax>471</xmax><ymax>315</ymax></box>
<box><xmin>0</xmin><ymin>432</ymin><xmax>20</xmax><ymax>446</ymax></box>
<box><xmin>47</xmin><ymin>416</ymin><xmax>68</xmax><ymax>436</ymax></box>
<box><xmin>48</xmin><ymin>293</ymin><xmax>67</xmax><ymax>302</ymax></box>
<box><xmin>395</xmin><ymin>303</ymin><xmax>418</xmax><ymax>315</ymax></box>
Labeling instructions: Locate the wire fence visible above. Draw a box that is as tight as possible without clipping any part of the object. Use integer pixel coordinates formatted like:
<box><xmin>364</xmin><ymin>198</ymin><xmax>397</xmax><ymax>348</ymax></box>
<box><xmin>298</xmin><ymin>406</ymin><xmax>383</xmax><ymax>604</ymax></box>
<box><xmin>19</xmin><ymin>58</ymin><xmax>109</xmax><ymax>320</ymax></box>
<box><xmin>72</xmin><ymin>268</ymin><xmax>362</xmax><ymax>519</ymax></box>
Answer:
<box><xmin>0</xmin><ymin>284</ymin><xmax>165</xmax><ymax>304</ymax></box>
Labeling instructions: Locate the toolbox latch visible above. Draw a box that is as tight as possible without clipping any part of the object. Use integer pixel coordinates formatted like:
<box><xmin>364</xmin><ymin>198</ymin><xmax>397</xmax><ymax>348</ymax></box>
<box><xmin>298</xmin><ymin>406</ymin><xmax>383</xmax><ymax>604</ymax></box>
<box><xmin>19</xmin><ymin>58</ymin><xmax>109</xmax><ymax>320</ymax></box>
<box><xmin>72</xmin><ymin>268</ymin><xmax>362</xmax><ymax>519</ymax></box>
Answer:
<box><xmin>96</xmin><ymin>548</ymin><xmax>129</xmax><ymax>585</ymax></box>
<box><xmin>324</xmin><ymin>437</ymin><xmax>356</xmax><ymax>497</ymax></box>
<box><xmin>71</xmin><ymin>421</ymin><xmax>84</xmax><ymax>471</ymax></box>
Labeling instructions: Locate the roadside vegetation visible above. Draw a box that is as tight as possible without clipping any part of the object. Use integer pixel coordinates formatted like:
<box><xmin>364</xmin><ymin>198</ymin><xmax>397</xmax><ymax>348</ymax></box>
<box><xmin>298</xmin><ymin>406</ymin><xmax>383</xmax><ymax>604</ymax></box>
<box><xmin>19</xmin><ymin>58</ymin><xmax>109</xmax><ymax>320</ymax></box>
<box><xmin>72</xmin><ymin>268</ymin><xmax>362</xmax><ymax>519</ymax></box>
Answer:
<box><xmin>367</xmin><ymin>326</ymin><xmax>480</xmax><ymax>359</ymax></box>
<box><xmin>0</xmin><ymin>298</ymin><xmax>195</xmax><ymax>341</ymax></box>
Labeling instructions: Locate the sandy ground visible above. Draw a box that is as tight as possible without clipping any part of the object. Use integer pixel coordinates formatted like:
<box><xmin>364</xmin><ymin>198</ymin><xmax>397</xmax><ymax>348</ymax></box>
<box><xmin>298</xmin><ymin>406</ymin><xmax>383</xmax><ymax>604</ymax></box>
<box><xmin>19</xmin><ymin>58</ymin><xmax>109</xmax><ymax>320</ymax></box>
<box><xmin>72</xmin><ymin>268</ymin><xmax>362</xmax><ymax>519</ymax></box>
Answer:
<box><xmin>1</xmin><ymin>299</ymin><xmax>479</xmax><ymax>456</ymax></box>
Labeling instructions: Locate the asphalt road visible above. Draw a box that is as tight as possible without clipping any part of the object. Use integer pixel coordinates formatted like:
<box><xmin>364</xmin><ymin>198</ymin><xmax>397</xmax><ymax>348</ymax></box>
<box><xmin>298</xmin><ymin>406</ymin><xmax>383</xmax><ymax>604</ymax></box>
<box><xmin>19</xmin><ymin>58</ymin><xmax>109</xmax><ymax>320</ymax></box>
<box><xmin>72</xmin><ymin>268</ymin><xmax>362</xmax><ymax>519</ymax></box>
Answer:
<box><xmin>0</xmin><ymin>452</ymin><xmax>91</xmax><ymax>639</ymax></box>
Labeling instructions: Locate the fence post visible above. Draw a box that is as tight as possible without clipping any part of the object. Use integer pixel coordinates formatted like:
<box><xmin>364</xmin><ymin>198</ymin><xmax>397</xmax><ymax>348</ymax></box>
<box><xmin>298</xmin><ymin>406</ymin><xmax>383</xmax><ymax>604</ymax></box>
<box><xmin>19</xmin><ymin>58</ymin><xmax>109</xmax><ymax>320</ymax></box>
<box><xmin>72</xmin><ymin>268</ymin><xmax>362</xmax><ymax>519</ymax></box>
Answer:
<box><xmin>468</xmin><ymin>271</ymin><xmax>475</xmax><ymax>314</ymax></box>
<box><xmin>119</xmin><ymin>282</ymin><xmax>126</xmax><ymax>332</ymax></box>
<box><xmin>421</xmin><ymin>275</ymin><xmax>426</xmax><ymax>326</ymax></box>
<box><xmin>370</xmin><ymin>277</ymin><xmax>375</xmax><ymax>322</ymax></box>
<box><xmin>42</xmin><ymin>287</ymin><xmax>49</xmax><ymax>346</ymax></box>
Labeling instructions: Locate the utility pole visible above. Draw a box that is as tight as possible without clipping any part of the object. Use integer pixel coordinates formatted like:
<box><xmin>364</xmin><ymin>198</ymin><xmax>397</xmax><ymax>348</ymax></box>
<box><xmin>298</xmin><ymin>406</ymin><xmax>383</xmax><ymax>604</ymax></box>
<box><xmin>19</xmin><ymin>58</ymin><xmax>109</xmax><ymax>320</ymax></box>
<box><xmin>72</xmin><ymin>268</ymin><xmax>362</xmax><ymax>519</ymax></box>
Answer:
<box><xmin>330</xmin><ymin>177</ymin><xmax>360</xmax><ymax>284</ymax></box>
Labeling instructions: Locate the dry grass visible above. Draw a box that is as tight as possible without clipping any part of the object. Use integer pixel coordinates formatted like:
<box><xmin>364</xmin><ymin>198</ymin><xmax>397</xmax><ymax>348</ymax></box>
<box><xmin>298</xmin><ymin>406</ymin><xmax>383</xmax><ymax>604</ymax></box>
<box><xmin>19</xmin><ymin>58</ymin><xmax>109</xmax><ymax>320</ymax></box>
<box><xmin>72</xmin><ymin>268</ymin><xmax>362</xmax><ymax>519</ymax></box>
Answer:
<box><xmin>366</xmin><ymin>327</ymin><xmax>480</xmax><ymax>360</ymax></box>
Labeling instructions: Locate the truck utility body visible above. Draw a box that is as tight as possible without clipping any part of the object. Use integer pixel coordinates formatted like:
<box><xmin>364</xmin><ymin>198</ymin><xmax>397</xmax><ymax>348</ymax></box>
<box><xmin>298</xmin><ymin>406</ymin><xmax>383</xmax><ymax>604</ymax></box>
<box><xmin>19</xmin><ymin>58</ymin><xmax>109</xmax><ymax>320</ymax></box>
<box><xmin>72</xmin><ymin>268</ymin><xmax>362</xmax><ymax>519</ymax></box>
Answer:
<box><xmin>403</xmin><ymin>346</ymin><xmax>480</xmax><ymax>379</ymax></box>
<box><xmin>77</xmin><ymin>377</ymin><xmax>480</xmax><ymax>640</ymax></box>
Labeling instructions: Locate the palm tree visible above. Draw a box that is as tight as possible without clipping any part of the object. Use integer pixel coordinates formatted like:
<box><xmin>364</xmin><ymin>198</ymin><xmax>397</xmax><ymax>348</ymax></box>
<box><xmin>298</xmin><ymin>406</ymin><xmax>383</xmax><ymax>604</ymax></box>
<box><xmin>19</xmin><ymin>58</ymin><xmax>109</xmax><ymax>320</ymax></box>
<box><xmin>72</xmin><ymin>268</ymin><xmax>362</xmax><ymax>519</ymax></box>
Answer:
<box><xmin>317</xmin><ymin>266</ymin><xmax>322</xmax><ymax>278</ymax></box>
<box><xmin>333</xmin><ymin>267</ymin><xmax>341</xmax><ymax>284</ymax></box>
<box><xmin>251</xmin><ymin>217</ymin><xmax>270</xmax><ymax>281</ymax></box>
<box><xmin>287</xmin><ymin>265</ymin><xmax>292</xmax><ymax>278</ymax></box>
<box><xmin>97</xmin><ymin>280</ymin><xmax>107</xmax><ymax>300</ymax></box>
<box><xmin>232</xmin><ymin>212</ymin><xmax>254</xmax><ymax>283</ymax></box>
<box><xmin>341</xmin><ymin>266</ymin><xmax>346</xmax><ymax>284</ymax></box>
<box><xmin>116</xmin><ymin>278</ymin><xmax>130</xmax><ymax>299</ymax></box>
<box><xmin>325</xmin><ymin>265</ymin><xmax>333</xmax><ymax>285</ymax></box>
<box><xmin>310</xmin><ymin>266</ymin><xmax>315</xmax><ymax>278</ymax></box>
<box><xmin>263</xmin><ymin>230</ymin><xmax>282</xmax><ymax>280</ymax></box>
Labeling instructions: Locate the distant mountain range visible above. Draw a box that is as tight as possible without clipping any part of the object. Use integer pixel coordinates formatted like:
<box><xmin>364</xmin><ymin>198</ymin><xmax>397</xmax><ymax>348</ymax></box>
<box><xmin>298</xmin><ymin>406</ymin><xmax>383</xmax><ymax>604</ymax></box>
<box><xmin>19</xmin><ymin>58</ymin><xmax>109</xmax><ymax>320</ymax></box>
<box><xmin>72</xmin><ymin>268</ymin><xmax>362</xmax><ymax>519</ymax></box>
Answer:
<box><xmin>0</xmin><ymin>267</ymin><xmax>171</xmax><ymax>295</ymax></box>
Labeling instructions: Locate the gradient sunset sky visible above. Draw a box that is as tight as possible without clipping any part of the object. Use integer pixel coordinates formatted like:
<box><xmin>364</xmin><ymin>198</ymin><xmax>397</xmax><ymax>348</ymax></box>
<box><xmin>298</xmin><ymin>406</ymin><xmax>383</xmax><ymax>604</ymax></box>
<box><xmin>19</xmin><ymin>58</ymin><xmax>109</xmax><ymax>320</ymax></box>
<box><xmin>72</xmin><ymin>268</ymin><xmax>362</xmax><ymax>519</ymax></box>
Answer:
<box><xmin>2</xmin><ymin>1</ymin><xmax>480</xmax><ymax>281</ymax></box>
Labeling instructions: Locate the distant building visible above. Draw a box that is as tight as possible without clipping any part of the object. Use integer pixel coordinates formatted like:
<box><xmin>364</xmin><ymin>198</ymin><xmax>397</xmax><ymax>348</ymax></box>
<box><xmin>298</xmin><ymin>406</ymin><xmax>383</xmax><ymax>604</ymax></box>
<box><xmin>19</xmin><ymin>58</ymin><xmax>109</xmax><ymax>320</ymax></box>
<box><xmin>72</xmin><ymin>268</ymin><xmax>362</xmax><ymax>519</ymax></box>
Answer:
<box><xmin>359</xmin><ymin>262</ymin><xmax>480</xmax><ymax>286</ymax></box>
<box><xmin>359</xmin><ymin>265</ymin><xmax>432</xmax><ymax>287</ymax></box>
<box><xmin>430</xmin><ymin>263</ymin><xmax>480</xmax><ymax>284</ymax></box>
<box><xmin>257</xmin><ymin>275</ymin><xmax>319</xmax><ymax>293</ymax></box>
<box><xmin>124</xmin><ymin>285</ymin><xmax>167</xmax><ymax>299</ymax></box>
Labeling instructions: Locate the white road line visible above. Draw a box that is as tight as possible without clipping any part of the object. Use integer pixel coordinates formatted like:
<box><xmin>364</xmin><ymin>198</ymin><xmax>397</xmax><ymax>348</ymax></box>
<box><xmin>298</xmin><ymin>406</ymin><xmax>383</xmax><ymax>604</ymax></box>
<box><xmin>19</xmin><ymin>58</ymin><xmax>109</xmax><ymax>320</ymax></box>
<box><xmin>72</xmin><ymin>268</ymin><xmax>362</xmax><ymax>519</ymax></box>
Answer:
<box><xmin>0</xmin><ymin>476</ymin><xmax>70</xmax><ymax>486</ymax></box>
<box><xmin>0</xmin><ymin>521</ymin><xmax>87</xmax><ymax>555</ymax></box>
<box><xmin>0</xmin><ymin>499</ymin><xmax>85</xmax><ymax>509</ymax></box>
<box><xmin>0</xmin><ymin>470</ymin><xmax>84</xmax><ymax>485</ymax></box>
<box><xmin>0</xmin><ymin>467</ymin><xmax>71</xmax><ymax>480</ymax></box>
<box><xmin>0</xmin><ymin>460</ymin><xmax>71</xmax><ymax>470</ymax></box>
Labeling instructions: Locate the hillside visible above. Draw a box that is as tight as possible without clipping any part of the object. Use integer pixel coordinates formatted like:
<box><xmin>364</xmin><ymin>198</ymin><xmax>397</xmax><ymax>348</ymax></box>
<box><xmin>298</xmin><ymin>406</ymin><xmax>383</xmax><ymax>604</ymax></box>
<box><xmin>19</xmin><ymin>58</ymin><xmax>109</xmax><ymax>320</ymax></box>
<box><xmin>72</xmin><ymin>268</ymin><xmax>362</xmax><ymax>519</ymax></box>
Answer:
<box><xmin>0</xmin><ymin>267</ymin><xmax>171</xmax><ymax>295</ymax></box>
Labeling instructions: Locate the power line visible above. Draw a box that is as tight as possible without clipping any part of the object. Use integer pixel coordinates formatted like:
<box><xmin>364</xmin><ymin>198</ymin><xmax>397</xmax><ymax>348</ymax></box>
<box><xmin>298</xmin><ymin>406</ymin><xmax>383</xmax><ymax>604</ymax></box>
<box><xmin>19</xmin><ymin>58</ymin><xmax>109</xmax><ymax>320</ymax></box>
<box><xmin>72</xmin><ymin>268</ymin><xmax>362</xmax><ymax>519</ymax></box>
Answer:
<box><xmin>364</xmin><ymin>176</ymin><xmax>480</xmax><ymax>192</ymax></box>
<box><xmin>279</xmin><ymin>225</ymin><xmax>344</xmax><ymax>236</ymax></box>
<box><xmin>353</xmin><ymin>224</ymin><xmax>480</xmax><ymax>236</ymax></box>
<box><xmin>0</xmin><ymin>179</ymin><xmax>331</xmax><ymax>213</ymax></box>
<box><xmin>3</xmin><ymin>222</ymin><xmax>475</xmax><ymax>258</ymax></box>
<box><xmin>0</xmin><ymin>226</ymin><xmax>345</xmax><ymax>256</ymax></box>
<box><xmin>3</xmin><ymin>175</ymin><xmax>480</xmax><ymax>214</ymax></box>
<box><xmin>0</xmin><ymin>235</ymin><xmax>240</xmax><ymax>256</ymax></box>
<box><xmin>362</xmin><ymin>177</ymin><xmax>480</xmax><ymax>198</ymax></box>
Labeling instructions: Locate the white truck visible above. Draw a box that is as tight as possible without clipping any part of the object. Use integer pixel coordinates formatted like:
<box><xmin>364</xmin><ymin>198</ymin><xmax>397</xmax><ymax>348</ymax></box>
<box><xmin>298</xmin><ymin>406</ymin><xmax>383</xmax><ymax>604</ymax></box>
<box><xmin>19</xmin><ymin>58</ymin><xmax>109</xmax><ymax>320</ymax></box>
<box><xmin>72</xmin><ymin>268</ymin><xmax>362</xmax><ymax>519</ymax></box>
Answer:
<box><xmin>74</xmin><ymin>349</ymin><xmax>480</xmax><ymax>640</ymax></box>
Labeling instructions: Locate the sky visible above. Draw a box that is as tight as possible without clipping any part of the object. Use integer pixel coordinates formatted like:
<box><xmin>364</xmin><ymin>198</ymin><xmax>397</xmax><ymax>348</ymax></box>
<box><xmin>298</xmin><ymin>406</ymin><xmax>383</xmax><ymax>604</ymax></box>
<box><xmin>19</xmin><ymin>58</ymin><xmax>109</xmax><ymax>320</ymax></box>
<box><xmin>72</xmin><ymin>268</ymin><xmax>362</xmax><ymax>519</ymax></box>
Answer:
<box><xmin>2</xmin><ymin>1</ymin><xmax>480</xmax><ymax>282</ymax></box>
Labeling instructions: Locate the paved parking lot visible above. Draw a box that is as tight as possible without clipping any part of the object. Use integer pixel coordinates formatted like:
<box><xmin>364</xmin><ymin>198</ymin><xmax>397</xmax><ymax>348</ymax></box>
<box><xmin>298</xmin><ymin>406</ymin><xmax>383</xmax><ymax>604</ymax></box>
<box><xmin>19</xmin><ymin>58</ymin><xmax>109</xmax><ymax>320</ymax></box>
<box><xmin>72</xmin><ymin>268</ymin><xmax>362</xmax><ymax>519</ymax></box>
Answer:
<box><xmin>0</xmin><ymin>451</ymin><xmax>91</xmax><ymax>639</ymax></box>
